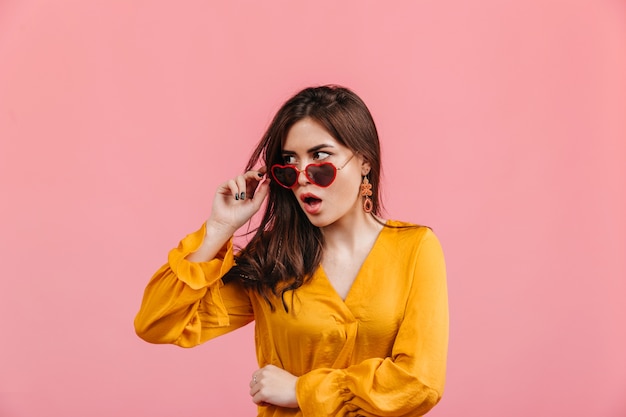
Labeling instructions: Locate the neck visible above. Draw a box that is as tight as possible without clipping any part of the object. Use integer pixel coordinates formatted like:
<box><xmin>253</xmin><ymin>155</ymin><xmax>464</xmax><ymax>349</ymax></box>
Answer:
<box><xmin>321</xmin><ymin>211</ymin><xmax>384</xmax><ymax>251</ymax></box>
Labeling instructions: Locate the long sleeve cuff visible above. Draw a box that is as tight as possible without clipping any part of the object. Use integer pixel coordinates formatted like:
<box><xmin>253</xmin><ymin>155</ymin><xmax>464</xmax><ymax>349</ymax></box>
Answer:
<box><xmin>167</xmin><ymin>223</ymin><xmax>236</xmax><ymax>327</ymax></box>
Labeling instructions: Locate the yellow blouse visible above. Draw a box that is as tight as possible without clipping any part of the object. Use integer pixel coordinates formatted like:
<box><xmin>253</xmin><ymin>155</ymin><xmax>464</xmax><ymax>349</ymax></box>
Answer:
<box><xmin>135</xmin><ymin>220</ymin><xmax>448</xmax><ymax>417</ymax></box>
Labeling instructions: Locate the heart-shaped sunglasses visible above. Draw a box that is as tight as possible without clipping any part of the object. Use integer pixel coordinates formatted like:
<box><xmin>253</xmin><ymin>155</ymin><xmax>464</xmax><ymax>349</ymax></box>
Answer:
<box><xmin>270</xmin><ymin>154</ymin><xmax>355</xmax><ymax>189</ymax></box>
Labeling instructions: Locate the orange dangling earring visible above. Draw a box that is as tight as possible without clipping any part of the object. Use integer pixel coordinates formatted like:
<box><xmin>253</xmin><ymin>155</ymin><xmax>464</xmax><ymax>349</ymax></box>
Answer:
<box><xmin>360</xmin><ymin>176</ymin><xmax>373</xmax><ymax>213</ymax></box>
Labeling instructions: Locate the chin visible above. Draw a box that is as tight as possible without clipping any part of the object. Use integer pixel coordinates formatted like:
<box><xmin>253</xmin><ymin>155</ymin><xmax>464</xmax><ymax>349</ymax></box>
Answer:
<box><xmin>305</xmin><ymin>216</ymin><xmax>330</xmax><ymax>228</ymax></box>
<box><xmin>300</xmin><ymin>211</ymin><xmax>331</xmax><ymax>228</ymax></box>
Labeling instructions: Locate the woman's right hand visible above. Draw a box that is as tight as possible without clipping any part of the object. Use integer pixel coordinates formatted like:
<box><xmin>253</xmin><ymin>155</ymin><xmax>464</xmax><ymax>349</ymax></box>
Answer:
<box><xmin>207</xmin><ymin>167</ymin><xmax>271</xmax><ymax>236</ymax></box>
<box><xmin>186</xmin><ymin>168</ymin><xmax>270</xmax><ymax>263</ymax></box>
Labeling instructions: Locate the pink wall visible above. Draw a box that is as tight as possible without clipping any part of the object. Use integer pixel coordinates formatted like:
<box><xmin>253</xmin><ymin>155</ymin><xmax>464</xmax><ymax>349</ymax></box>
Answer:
<box><xmin>1</xmin><ymin>1</ymin><xmax>625</xmax><ymax>416</ymax></box>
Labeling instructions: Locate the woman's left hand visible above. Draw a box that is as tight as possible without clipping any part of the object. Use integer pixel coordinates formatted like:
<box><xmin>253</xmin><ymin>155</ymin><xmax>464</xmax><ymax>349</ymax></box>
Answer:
<box><xmin>249</xmin><ymin>364</ymin><xmax>299</xmax><ymax>408</ymax></box>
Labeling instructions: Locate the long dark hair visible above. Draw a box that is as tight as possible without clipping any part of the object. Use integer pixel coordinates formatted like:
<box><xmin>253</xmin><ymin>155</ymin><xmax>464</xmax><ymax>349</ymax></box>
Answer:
<box><xmin>226</xmin><ymin>85</ymin><xmax>383</xmax><ymax>310</ymax></box>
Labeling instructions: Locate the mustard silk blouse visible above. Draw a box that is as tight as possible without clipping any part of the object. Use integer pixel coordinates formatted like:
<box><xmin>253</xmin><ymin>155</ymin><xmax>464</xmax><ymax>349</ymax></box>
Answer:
<box><xmin>135</xmin><ymin>220</ymin><xmax>449</xmax><ymax>417</ymax></box>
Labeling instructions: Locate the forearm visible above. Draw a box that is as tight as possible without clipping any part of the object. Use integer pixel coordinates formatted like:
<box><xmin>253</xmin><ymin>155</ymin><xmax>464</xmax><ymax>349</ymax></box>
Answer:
<box><xmin>135</xmin><ymin>224</ymin><xmax>242</xmax><ymax>346</ymax></box>
<box><xmin>185</xmin><ymin>219</ymin><xmax>236</xmax><ymax>262</ymax></box>
<box><xmin>134</xmin><ymin>267</ymin><xmax>207</xmax><ymax>345</ymax></box>
<box><xmin>296</xmin><ymin>358</ymin><xmax>442</xmax><ymax>417</ymax></box>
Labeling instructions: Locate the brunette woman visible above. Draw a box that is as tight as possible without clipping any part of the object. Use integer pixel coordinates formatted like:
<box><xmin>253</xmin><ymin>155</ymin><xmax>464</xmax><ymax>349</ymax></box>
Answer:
<box><xmin>135</xmin><ymin>85</ymin><xmax>449</xmax><ymax>416</ymax></box>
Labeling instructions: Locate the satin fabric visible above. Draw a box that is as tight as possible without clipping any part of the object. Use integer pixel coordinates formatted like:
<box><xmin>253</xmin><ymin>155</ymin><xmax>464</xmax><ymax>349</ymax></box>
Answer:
<box><xmin>135</xmin><ymin>220</ymin><xmax>448</xmax><ymax>417</ymax></box>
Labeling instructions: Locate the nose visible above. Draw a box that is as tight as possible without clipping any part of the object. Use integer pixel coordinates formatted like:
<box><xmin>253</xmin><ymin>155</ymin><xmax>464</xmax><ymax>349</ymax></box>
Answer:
<box><xmin>296</xmin><ymin>165</ymin><xmax>310</xmax><ymax>186</ymax></box>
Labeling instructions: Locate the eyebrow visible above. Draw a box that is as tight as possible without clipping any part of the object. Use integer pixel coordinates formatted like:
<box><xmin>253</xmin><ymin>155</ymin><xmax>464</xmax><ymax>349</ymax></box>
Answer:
<box><xmin>281</xmin><ymin>144</ymin><xmax>336</xmax><ymax>155</ymax></box>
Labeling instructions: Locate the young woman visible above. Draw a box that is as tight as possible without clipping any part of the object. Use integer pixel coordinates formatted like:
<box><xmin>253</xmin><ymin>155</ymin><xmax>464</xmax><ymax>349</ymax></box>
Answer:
<box><xmin>135</xmin><ymin>85</ymin><xmax>449</xmax><ymax>416</ymax></box>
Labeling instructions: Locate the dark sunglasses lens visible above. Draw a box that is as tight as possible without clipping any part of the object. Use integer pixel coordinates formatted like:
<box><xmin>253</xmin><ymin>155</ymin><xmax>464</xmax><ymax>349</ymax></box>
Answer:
<box><xmin>307</xmin><ymin>164</ymin><xmax>336</xmax><ymax>187</ymax></box>
<box><xmin>272</xmin><ymin>166</ymin><xmax>298</xmax><ymax>187</ymax></box>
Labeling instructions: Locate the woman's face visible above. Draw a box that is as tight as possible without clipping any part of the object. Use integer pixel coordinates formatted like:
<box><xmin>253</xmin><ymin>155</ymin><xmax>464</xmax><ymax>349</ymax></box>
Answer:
<box><xmin>280</xmin><ymin>117</ymin><xmax>370</xmax><ymax>228</ymax></box>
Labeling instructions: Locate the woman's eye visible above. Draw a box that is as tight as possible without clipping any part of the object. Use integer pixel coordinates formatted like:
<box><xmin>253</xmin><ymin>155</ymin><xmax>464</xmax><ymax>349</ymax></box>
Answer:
<box><xmin>283</xmin><ymin>155</ymin><xmax>296</xmax><ymax>165</ymax></box>
<box><xmin>312</xmin><ymin>151</ymin><xmax>330</xmax><ymax>161</ymax></box>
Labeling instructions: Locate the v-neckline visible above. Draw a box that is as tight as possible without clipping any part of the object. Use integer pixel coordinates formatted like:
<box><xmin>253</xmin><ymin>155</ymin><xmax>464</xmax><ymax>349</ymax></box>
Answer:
<box><xmin>318</xmin><ymin>221</ymin><xmax>388</xmax><ymax>304</ymax></box>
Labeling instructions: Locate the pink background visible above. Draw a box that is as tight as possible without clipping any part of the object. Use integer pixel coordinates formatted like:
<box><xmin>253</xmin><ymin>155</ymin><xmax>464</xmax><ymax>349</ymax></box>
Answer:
<box><xmin>1</xmin><ymin>1</ymin><xmax>625</xmax><ymax>416</ymax></box>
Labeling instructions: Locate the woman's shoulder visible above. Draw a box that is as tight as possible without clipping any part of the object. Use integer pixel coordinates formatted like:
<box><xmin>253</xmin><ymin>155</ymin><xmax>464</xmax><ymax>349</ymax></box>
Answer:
<box><xmin>384</xmin><ymin>219</ymin><xmax>433</xmax><ymax>232</ymax></box>
<box><xmin>382</xmin><ymin>219</ymin><xmax>439</xmax><ymax>244</ymax></box>
<box><xmin>380</xmin><ymin>219</ymin><xmax>444</xmax><ymax>262</ymax></box>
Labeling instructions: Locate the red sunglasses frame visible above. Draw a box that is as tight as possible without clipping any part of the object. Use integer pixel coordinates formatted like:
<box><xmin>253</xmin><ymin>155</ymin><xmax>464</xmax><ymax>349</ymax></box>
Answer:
<box><xmin>270</xmin><ymin>154</ymin><xmax>355</xmax><ymax>189</ymax></box>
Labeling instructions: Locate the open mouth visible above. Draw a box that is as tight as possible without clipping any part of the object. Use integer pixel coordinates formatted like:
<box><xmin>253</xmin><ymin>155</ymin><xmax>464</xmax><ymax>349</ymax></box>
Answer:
<box><xmin>300</xmin><ymin>193</ymin><xmax>322</xmax><ymax>213</ymax></box>
<box><xmin>303</xmin><ymin>196</ymin><xmax>321</xmax><ymax>205</ymax></box>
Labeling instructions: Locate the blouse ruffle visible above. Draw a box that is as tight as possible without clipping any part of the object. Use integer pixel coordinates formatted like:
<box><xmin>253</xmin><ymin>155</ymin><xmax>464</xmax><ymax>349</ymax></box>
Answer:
<box><xmin>166</xmin><ymin>223</ymin><xmax>236</xmax><ymax>327</ymax></box>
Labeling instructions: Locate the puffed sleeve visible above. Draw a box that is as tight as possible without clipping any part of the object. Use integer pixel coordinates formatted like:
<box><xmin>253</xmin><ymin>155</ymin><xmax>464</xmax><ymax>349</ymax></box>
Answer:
<box><xmin>134</xmin><ymin>223</ymin><xmax>254</xmax><ymax>347</ymax></box>
<box><xmin>296</xmin><ymin>229</ymin><xmax>449</xmax><ymax>416</ymax></box>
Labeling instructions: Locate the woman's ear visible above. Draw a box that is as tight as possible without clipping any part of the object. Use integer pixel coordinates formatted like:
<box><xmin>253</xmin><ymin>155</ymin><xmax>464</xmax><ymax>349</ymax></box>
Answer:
<box><xmin>360</xmin><ymin>156</ymin><xmax>371</xmax><ymax>176</ymax></box>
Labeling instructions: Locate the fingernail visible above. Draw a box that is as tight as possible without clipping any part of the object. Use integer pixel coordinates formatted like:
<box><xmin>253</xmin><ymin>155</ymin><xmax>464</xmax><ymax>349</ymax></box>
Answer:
<box><xmin>240</xmin><ymin>192</ymin><xmax>245</xmax><ymax>200</ymax></box>
<box><xmin>235</xmin><ymin>193</ymin><xmax>239</xmax><ymax>200</ymax></box>
<box><xmin>257</xmin><ymin>172</ymin><xmax>264</xmax><ymax>178</ymax></box>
